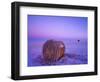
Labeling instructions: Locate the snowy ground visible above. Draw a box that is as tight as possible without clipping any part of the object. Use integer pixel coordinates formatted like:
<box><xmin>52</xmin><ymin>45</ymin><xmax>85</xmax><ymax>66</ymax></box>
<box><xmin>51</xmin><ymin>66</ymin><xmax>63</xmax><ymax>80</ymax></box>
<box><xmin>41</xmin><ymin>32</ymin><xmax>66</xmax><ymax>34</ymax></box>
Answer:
<box><xmin>28</xmin><ymin>39</ymin><xmax>88</xmax><ymax>67</ymax></box>
<box><xmin>28</xmin><ymin>53</ymin><xmax>87</xmax><ymax>66</ymax></box>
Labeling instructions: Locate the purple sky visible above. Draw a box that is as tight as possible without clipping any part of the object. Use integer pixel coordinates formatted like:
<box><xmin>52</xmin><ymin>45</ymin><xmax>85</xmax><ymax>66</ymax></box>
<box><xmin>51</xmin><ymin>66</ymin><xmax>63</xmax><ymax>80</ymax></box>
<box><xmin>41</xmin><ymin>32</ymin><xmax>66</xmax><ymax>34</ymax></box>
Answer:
<box><xmin>28</xmin><ymin>15</ymin><xmax>88</xmax><ymax>39</ymax></box>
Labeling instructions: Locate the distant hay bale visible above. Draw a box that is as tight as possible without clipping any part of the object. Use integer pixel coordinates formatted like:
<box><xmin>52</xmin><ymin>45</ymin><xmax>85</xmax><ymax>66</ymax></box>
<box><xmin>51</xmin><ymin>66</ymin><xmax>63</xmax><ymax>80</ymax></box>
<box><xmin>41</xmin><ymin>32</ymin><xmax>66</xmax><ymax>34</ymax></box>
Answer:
<box><xmin>43</xmin><ymin>40</ymin><xmax>65</xmax><ymax>64</ymax></box>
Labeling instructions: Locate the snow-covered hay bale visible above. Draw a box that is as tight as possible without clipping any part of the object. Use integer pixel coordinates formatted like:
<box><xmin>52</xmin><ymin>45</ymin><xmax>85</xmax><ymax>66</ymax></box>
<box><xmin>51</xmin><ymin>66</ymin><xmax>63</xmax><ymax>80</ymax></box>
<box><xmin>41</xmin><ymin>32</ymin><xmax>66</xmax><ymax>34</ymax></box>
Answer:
<box><xmin>43</xmin><ymin>40</ymin><xmax>65</xmax><ymax>64</ymax></box>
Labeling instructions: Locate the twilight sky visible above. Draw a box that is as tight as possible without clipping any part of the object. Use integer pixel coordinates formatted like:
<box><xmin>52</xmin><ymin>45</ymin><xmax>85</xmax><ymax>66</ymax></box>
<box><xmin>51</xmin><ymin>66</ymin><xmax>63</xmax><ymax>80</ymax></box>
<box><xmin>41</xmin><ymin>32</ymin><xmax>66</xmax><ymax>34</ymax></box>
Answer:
<box><xmin>28</xmin><ymin>15</ymin><xmax>88</xmax><ymax>39</ymax></box>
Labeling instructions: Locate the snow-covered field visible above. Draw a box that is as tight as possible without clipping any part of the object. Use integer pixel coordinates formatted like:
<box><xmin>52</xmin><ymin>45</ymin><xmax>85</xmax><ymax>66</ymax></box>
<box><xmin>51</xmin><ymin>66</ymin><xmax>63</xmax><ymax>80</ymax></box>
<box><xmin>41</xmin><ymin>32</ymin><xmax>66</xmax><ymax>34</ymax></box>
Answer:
<box><xmin>28</xmin><ymin>39</ymin><xmax>88</xmax><ymax>66</ymax></box>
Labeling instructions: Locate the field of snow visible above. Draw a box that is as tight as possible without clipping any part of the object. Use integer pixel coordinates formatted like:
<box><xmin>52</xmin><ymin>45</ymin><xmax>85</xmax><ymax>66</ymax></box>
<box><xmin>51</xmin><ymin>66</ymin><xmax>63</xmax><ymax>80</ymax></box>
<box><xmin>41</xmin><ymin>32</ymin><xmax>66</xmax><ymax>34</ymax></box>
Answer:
<box><xmin>28</xmin><ymin>38</ymin><xmax>88</xmax><ymax>66</ymax></box>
